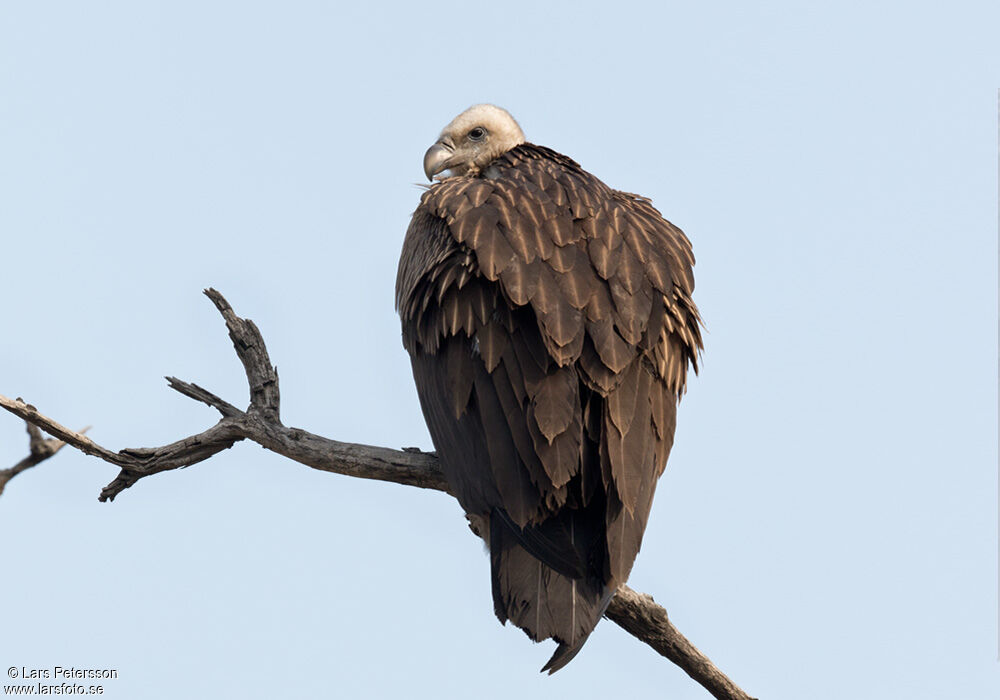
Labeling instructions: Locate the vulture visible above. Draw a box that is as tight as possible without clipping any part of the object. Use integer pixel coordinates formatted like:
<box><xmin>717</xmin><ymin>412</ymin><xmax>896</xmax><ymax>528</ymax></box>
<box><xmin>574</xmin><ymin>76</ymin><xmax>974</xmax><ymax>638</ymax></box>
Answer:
<box><xmin>395</xmin><ymin>105</ymin><xmax>702</xmax><ymax>672</ymax></box>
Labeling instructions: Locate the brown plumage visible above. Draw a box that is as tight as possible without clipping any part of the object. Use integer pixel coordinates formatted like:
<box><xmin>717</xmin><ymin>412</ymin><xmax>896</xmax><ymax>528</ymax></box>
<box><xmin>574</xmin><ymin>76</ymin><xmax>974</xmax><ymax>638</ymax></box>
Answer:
<box><xmin>396</xmin><ymin>105</ymin><xmax>702</xmax><ymax>672</ymax></box>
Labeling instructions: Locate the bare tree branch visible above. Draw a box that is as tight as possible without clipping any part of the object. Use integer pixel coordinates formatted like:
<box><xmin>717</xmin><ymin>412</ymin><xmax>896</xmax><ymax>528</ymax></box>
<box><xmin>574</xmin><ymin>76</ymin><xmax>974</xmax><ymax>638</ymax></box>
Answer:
<box><xmin>0</xmin><ymin>420</ymin><xmax>85</xmax><ymax>496</ymax></box>
<box><xmin>606</xmin><ymin>587</ymin><xmax>756</xmax><ymax>700</ymax></box>
<box><xmin>0</xmin><ymin>288</ymin><xmax>755</xmax><ymax>700</ymax></box>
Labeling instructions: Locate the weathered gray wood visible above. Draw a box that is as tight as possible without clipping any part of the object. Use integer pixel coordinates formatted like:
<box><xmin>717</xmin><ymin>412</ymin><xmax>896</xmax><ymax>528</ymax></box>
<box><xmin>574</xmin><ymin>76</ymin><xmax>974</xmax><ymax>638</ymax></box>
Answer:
<box><xmin>606</xmin><ymin>586</ymin><xmax>758</xmax><ymax>700</ymax></box>
<box><xmin>0</xmin><ymin>288</ymin><xmax>754</xmax><ymax>700</ymax></box>
<box><xmin>0</xmin><ymin>422</ymin><xmax>74</xmax><ymax>496</ymax></box>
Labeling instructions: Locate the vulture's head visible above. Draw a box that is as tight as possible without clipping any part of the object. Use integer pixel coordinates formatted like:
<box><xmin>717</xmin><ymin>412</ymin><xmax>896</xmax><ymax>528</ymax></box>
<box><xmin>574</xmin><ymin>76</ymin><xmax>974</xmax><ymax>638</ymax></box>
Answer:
<box><xmin>423</xmin><ymin>104</ymin><xmax>525</xmax><ymax>181</ymax></box>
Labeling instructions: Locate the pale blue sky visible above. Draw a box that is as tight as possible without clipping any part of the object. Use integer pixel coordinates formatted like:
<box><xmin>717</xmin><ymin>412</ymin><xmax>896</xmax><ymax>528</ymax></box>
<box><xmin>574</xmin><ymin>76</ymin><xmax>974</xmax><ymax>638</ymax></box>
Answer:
<box><xmin>1</xmin><ymin>2</ymin><xmax>997</xmax><ymax>698</ymax></box>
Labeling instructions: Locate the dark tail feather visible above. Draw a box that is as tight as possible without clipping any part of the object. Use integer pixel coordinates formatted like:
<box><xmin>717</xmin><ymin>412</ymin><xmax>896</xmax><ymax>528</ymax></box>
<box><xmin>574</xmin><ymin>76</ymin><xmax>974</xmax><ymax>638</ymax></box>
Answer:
<box><xmin>540</xmin><ymin>583</ymin><xmax>616</xmax><ymax>674</ymax></box>
<box><xmin>540</xmin><ymin>638</ymin><xmax>587</xmax><ymax>674</ymax></box>
<box><xmin>489</xmin><ymin>510</ymin><xmax>612</xmax><ymax>672</ymax></box>
<box><xmin>492</xmin><ymin>507</ymin><xmax>586</xmax><ymax>580</ymax></box>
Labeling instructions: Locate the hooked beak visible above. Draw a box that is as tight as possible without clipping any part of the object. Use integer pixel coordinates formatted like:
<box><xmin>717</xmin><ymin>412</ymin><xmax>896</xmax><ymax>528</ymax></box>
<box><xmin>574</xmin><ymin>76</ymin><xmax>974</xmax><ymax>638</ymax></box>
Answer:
<box><xmin>423</xmin><ymin>140</ymin><xmax>455</xmax><ymax>181</ymax></box>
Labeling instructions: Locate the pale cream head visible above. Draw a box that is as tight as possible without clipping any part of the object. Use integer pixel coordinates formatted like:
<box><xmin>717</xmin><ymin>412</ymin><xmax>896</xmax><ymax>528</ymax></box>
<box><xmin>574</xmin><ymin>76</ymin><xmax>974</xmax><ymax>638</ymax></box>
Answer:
<box><xmin>423</xmin><ymin>104</ymin><xmax>526</xmax><ymax>180</ymax></box>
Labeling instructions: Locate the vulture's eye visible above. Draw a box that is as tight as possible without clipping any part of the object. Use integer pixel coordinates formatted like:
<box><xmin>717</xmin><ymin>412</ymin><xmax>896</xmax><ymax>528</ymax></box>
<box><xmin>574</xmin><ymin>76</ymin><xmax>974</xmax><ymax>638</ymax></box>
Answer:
<box><xmin>468</xmin><ymin>127</ymin><xmax>486</xmax><ymax>142</ymax></box>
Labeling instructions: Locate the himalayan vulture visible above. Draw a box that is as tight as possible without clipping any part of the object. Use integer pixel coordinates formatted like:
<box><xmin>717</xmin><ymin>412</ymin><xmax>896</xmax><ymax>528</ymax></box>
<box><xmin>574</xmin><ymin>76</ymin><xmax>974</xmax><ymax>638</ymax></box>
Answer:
<box><xmin>395</xmin><ymin>104</ymin><xmax>702</xmax><ymax>672</ymax></box>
